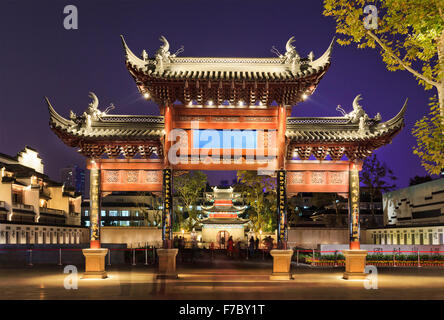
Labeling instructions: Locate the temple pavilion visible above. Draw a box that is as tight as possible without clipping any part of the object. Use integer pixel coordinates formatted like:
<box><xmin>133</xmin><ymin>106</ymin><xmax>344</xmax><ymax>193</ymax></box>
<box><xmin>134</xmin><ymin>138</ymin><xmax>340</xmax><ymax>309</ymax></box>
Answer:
<box><xmin>200</xmin><ymin>186</ymin><xmax>248</xmax><ymax>245</ymax></box>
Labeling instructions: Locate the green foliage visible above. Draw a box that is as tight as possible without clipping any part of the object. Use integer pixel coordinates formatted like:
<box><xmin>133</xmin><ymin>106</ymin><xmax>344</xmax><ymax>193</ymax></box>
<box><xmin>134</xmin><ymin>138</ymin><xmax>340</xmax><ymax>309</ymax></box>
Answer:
<box><xmin>412</xmin><ymin>95</ymin><xmax>444</xmax><ymax>175</ymax></box>
<box><xmin>324</xmin><ymin>0</ymin><xmax>444</xmax><ymax>174</ymax></box>
<box><xmin>360</xmin><ymin>154</ymin><xmax>397</xmax><ymax>224</ymax></box>
<box><xmin>323</xmin><ymin>0</ymin><xmax>443</xmax><ymax>89</ymax></box>
<box><xmin>173</xmin><ymin>171</ymin><xmax>207</xmax><ymax>231</ymax></box>
<box><xmin>360</xmin><ymin>154</ymin><xmax>397</xmax><ymax>192</ymax></box>
<box><xmin>311</xmin><ymin>193</ymin><xmax>347</xmax><ymax>227</ymax></box>
<box><xmin>409</xmin><ymin>175</ymin><xmax>433</xmax><ymax>186</ymax></box>
<box><xmin>287</xmin><ymin>195</ymin><xmax>304</xmax><ymax>226</ymax></box>
<box><xmin>360</xmin><ymin>154</ymin><xmax>396</xmax><ymax>226</ymax></box>
<box><xmin>235</xmin><ymin>171</ymin><xmax>276</xmax><ymax>232</ymax></box>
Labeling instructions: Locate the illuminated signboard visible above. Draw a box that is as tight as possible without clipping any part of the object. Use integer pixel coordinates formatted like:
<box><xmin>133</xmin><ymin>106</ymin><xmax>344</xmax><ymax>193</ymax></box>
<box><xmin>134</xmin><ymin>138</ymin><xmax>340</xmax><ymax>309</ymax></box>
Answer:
<box><xmin>277</xmin><ymin>170</ymin><xmax>287</xmax><ymax>246</ymax></box>
<box><xmin>162</xmin><ymin>169</ymin><xmax>172</xmax><ymax>241</ymax></box>
<box><xmin>192</xmin><ymin>130</ymin><xmax>257</xmax><ymax>149</ymax></box>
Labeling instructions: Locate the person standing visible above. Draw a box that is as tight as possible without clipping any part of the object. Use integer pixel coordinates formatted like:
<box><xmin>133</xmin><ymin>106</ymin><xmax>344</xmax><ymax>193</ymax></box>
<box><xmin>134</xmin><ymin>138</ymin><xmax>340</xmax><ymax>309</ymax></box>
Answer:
<box><xmin>235</xmin><ymin>240</ymin><xmax>241</xmax><ymax>258</ymax></box>
<box><xmin>227</xmin><ymin>236</ymin><xmax>234</xmax><ymax>257</ymax></box>
<box><xmin>255</xmin><ymin>237</ymin><xmax>259</xmax><ymax>251</ymax></box>
<box><xmin>249</xmin><ymin>236</ymin><xmax>255</xmax><ymax>258</ymax></box>
<box><xmin>179</xmin><ymin>236</ymin><xmax>185</xmax><ymax>262</ymax></box>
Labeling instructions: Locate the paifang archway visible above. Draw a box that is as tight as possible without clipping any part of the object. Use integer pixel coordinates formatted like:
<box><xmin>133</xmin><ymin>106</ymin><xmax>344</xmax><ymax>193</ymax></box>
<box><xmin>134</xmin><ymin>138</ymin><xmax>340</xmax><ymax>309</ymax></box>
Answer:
<box><xmin>46</xmin><ymin>35</ymin><xmax>406</xmax><ymax>265</ymax></box>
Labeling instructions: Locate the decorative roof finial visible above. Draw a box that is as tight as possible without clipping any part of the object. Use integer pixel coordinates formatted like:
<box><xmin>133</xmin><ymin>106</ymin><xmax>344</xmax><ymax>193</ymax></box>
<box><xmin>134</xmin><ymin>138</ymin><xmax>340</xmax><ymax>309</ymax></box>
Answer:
<box><xmin>157</xmin><ymin>35</ymin><xmax>170</xmax><ymax>56</ymax></box>
<box><xmin>338</xmin><ymin>94</ymin><xmax>382</xmax><ymax>128</ymax></box>
<box><xmin>284</xmin><ymin>36</ymin><xmax>300</xmax><ymax>64</ymax></box>
<box><xmin>285</xmin><ymin>36</ymin><xmax>296</xmax><ymax>52</ymax></box>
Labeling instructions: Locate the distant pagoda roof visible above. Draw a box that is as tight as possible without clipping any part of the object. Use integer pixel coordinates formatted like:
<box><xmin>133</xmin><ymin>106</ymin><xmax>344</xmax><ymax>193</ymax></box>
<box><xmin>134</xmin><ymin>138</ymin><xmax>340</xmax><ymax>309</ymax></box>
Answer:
<box><xmin>200</xmin><ymin>218</ymin><xmax>249</xmax><ymax>225</ymax></box>
<box><xmin>121</xmin><ymin>35</ymin><xmax>334</xmax><ymax>107</ymax></box>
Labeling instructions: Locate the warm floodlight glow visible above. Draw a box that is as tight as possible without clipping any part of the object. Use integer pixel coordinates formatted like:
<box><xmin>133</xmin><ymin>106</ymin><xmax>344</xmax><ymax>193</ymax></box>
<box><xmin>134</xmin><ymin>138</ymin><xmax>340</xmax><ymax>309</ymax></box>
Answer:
<box><xmin>208</xmin><ymin>100</ymin><xmax>213</xmax><ymax>106</ymax></box>
<box><xmin>302</xmin><ymin>93</ymin><xmax>308</xmax><ymax>100</ymax></box>
<box><xmin>143</xmin><ymin>93</ymin><xmax>150</xmax><ymax>99</ymax></box>
<box><xmin>238</xmin><ymin>100</ymin><xmax>244</xmax><ymax>106</ymax></box>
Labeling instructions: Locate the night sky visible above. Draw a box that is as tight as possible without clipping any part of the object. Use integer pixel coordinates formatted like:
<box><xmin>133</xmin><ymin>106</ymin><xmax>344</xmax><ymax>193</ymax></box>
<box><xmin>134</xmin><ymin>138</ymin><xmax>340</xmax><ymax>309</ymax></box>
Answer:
<box><xmin>0</xmin><ymin>0</ymin><xmax>434</xmax><ymax>188</ymax></box>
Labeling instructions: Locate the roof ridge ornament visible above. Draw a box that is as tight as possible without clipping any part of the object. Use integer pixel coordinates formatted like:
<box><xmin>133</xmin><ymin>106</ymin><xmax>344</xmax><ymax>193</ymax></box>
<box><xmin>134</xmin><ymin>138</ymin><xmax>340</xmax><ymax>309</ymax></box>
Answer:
<box><xmin>69</xmin><ymin>92</ymin><xmax>112</xmax><ymax>129</ymax></box>
<box><xmin>283</xmin><ymin>36</ymin><xmax>300</xmax><ymax>65</ymax></box>
<box><xmin>310</xmin><ymin>37</ymin><xmax>335</xmax><ymax>69</ymax></box>
<box><xmin>270</xmin><ymin>46</ymin><xmax>283</xmax><ymax>58</ymax></box>
<box><xmin>337</xmin><ymin>94</ymin><xmax>382</xmax><ymax>132</ymax></box>
<box><xmin>155</xmin><ymin>35</ymin><xmax>184</xmax><ymax>73</ymax></box>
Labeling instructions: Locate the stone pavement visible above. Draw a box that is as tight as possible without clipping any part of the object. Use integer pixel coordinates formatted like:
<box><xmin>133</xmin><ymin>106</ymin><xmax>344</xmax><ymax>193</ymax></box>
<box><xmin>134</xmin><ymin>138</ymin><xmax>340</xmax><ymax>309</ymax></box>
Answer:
<box><xmin>1</xmin><ymin>263</ymin><xmax>443</xmax><ymax>300</ymax></box>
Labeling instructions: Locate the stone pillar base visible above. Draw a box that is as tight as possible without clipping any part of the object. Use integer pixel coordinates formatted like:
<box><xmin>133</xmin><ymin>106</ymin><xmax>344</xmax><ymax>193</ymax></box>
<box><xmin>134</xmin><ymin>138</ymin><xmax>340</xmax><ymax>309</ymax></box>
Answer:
<box><xmin>342</xmin><ymin>249</ymin><xmax>367</xmax><ymax>280</ymax></box>
<box><xmin>270</xmin><ymin>249</ymin><xmax>294</xmax><ymax>280</ymax></box>
<box><xmin>82</xmin><ymin>248</ymin><xmax>109</xmax><ymax>279</ymax></box>
<box><xmin>156</xmin><ymin>248</ymin><xmax>179</xmax><ymax>279</ymax></box>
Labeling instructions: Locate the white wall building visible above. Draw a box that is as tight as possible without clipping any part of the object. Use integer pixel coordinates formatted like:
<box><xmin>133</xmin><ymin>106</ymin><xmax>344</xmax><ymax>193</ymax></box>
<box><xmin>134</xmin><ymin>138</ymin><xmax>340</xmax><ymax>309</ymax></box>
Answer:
<box><xmin>362</xmin><ymin>178</ymin><xmax>444</xmax><ymax>246</ymax></box>
<box><xmin>0</xmin><ymin>147</ymin><xmax>86</xmax><ymax>244</ymax></box>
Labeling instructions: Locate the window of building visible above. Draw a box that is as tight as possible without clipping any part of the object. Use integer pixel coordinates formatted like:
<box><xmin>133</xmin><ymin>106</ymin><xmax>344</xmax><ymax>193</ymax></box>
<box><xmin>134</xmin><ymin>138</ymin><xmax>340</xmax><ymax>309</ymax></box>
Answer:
<box><xmin>121</xmin><ymin>210</ymin><xmax>129</xmax><ymax>217</ymax></box>
<box><xmin>120</xmin><ymin>221</ymin><xmax>130</xmax><ymax>226</ymax></box>
<box><xmin>134</xmin><ymin>211</ymin><xmax>139</xmax><ymax>217</ymax></box>
<box><xmin>109</xmin><ymin>210</ymin><xmax>118</xmax><ymax>217</ymax></box>
<box><xmin>85</xmin><ymin>221</ymin><xmax>90</xmax><ymax>227</ymax></box>
<box><xmin>101</xmin><ymin>210</ymin><xmax>106</xmax><ymax>217</ymax></box>
<box><xmin>12</xmin><ymin>189</ymin><xmax>23</xmax><ymax>205</ymax></box>
<box><xmin>84</xmin><ymin>210</ymin><xmax>89</xmax><ymax>216</ymax></box>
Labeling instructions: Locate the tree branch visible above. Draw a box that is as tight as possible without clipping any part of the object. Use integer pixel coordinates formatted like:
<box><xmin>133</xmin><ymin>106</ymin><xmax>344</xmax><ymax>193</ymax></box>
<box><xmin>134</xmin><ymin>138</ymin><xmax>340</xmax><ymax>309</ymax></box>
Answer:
<box><xmin>366</xmin><ymin>30</ymin><xmax>439</xmax><ymax>88</ymax></box>
<box><xmin>438</xmin><ymin>3</ymin><xmax>444</xmax><ymax>22</ymax></box>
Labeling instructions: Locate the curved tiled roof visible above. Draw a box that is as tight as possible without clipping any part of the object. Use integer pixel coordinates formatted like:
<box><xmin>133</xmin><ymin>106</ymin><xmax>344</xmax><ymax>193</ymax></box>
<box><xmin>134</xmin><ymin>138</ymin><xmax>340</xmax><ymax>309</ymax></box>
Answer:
<box><xmin>286</xmin><ymin>99</ymin><xmax>407</xmax><ymax>143</ymax></box>
<box><xmin>121</xmin><ymin>36</ymin><xmax>334</xmax><ymax>81</ymax></box>
<box><xmin>121</xmin><ymin>35</ymin><xmax>334</xmax><ymax>106</ymax></box>
<box><xmin>46</xmin><ymin>97</ymin><xmax>164</xmax><ymax>142</ymax></box>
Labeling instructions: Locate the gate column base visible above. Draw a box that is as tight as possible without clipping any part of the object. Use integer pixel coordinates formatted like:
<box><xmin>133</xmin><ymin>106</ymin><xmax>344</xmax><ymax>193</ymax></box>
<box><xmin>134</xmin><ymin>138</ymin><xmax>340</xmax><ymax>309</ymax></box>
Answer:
<box><xmin>156</xmin><ymin>248</ymin><xmax>179</xmax><ymax>279</ymax></box>
<box><xmin>82</xmin><ymin>248</ymin><xmax>108</xmax><ymax>279</ymax></box>
<box><xmin>269</xmin><ymin>249</ymin><xmax>293</xmax><ymax>280</ymax></box>
<box><xmin>342</xmin><ymin>250</ymin><xmax>367</xmax><ymax>280</ymax></box>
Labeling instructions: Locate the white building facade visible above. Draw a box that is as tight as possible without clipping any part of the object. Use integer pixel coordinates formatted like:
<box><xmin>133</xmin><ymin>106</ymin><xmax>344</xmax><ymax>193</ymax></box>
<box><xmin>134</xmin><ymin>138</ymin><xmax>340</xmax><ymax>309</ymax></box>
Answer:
<box><xmin>0</xmin><ymin>147</ymin><xmax>87</xmax><ymax>245</ymax></box>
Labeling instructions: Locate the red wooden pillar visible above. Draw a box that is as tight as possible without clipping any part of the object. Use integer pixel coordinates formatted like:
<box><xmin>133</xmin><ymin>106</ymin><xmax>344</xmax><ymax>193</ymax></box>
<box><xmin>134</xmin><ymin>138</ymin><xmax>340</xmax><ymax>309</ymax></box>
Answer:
<box><xmin>276</xmin><ymin>106</ymin><xmax>288</xmax><ymax>249</ymax></box>
<box><xmin>163</xmin><ymin>105</ymin><xmax>173</xmax><ymax>167</ymax></box>
<box><xmin>162</xmin><ymin>105</ymin><xmax>173</xmax><ymax>248</ymax></box>
<box><xmin>277</xmin><ymin>106</ymin><xmax>286</xmax><ymax>170</ymax></box>
<box><xmin>348</xmin><ymin>161</ymin><xmax>361</xmax><ymax>250</ymax></box>
<box><xmin>89</xmin><ymin>159</ymin><xmax>101</xmax><ymax>249</ymax></box>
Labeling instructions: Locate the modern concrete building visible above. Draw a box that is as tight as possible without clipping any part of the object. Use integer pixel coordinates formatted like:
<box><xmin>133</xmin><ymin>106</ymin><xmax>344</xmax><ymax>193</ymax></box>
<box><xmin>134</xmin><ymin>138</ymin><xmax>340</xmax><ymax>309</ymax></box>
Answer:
<box><xmin>81</xmin><ymin>192</ymin><xmax>162</xmax><ymax>227</ymax></box>
<box><xmin>61</xmin><ymin>165</ymin><xmax>85</xmax><ymax>195</ymax></box>
<box><xmin>0</xmin><ymin>147</ymin><xmax>88</xmax><ymax>244</ymax></box>
<box><xmin>364</xmin><ymin>178</ymin><xmax>444</xmax><ymax>245</ymax></box>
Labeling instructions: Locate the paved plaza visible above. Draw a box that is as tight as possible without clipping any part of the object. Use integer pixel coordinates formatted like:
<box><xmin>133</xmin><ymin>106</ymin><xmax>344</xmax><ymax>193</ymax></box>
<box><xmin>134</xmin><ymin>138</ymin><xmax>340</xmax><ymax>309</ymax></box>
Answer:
<box><xmin>1</xmin><ymin>261</ymin><xmax>443</xmax><ymax>300</ymax></box>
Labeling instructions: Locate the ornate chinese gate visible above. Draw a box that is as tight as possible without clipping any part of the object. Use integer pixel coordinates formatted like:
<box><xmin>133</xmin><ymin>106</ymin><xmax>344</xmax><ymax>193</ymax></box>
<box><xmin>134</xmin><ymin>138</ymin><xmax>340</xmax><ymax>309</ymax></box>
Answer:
<box><xmin>46</xmin><ymin>35</ymin><xmax>406</xmax><ymax>278</ymax></box>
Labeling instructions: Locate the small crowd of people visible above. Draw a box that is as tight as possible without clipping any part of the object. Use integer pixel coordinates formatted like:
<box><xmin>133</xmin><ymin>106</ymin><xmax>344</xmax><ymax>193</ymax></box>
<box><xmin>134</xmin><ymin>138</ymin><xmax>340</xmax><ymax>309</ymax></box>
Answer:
<box><xmin>172</xmin><ymin>233</ymin><xmax>275</xmax><ymax>261</ymax></box>
<box><xmin>209</xmin><ymin>235</ymin><xmax>275</xmax><ymax>258</ymax></box>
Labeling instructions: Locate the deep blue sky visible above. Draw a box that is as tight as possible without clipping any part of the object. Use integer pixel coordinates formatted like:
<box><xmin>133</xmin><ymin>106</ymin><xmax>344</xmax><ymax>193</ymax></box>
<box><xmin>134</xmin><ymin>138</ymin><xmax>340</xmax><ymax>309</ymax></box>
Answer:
<box><xmin>0</xmin><ymin>0</ymin><xmax>434</xmax><ymax>188</ymax></box>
